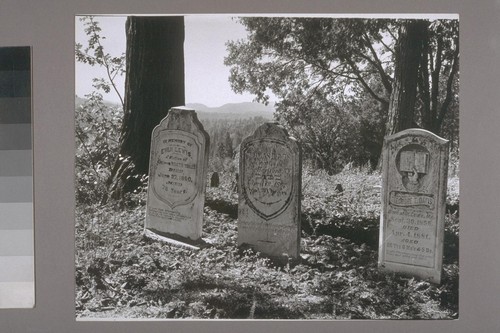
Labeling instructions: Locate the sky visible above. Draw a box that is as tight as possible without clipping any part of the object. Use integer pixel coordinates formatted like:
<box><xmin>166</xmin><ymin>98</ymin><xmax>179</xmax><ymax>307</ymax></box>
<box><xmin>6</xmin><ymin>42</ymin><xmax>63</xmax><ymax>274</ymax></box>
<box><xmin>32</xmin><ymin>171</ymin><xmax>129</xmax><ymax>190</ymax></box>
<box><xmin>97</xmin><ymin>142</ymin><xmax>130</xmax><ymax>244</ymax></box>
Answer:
<box><xmin>75</xmin><ymin>14</ymin><xmax>458</xmax><ymax>108</ymax></box>
<box><xmin>75</xmin><ymin>15</ymin><xmax>257</xmax><ymax>107</ymax></box>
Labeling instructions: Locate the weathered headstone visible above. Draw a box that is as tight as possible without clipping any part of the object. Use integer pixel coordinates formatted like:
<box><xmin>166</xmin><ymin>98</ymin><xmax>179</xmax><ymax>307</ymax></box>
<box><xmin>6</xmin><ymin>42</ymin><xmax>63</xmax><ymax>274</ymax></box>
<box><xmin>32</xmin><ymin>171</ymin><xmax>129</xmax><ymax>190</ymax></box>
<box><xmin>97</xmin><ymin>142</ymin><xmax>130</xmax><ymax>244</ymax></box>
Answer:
<box><xmin>238</xmin><ymin>122</ymin><xmax>302</xmax><ymax>260</ymax></box>
<box><xmin>210</xmin><ymin>172</ymin><xmax>220</xmax><ymax>187</ymax></box>
<box><xmin>232</xmin><ymin>173</ymin><xmax>239</xmax><ymax>192</ymax></box>
<box><xmin>378</xmin><ymin>129</ymin><xmax>449</xmax><ymax>284</ymax></box>
<box><xmin>145</xmin><ymin>107</ymin><xmax>209</xmax><ymax>246</ymax></box>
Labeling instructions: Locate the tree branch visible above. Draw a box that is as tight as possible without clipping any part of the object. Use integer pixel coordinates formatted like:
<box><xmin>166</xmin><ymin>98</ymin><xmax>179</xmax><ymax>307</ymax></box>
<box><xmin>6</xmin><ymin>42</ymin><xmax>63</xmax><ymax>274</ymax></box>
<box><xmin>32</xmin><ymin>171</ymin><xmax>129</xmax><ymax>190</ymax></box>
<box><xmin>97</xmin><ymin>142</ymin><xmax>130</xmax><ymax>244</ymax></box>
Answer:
<box><xmin>345</xmin><ymin>57</ymin><xmax>389</xmax><ymax>107</ymax></box>
<box><xmin>79</xmin><ymin>16</ymin><xmax>125</xmax><ymax>108</ymax></box>
<box><xmin>362</xmin><ymin>31</ymin><xmax>393</xmax><ymax>94</ymax></box>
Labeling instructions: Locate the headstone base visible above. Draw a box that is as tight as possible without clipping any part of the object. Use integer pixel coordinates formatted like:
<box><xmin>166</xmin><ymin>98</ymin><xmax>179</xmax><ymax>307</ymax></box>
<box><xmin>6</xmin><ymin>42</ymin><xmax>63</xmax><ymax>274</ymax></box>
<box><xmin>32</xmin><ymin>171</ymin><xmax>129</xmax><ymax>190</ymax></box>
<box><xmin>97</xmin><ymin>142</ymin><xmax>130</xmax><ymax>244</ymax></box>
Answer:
<box><xmin>239</xmin><ymin>242</ymin><xmax>302</xmax><ymax>266</ymax></box>
<box><xmin>379</xmin><ymin>262</ymin><xmax>441</xmax><ymax>284</ymax></box>
<box><xmin>144</xmin><ymin>229</ymin><xmax>210</xmax><ymax>251</ymax></box>
<box><xmin>144</xmin><ymin>107</ymin><xmax>210</xmax><ymax>244</ymax></box>
<box><xmin>238</xmin><ymin>122</ymin><xmax>302</xmax><ymax>260</ymax></box>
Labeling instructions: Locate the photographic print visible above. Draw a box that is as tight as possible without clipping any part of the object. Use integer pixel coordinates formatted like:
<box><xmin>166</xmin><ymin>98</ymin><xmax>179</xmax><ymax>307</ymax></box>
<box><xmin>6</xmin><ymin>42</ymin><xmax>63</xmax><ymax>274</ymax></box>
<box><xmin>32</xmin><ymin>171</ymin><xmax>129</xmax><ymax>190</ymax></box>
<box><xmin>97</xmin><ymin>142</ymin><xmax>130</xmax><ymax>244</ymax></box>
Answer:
<box><xmin>0</xmin><ymin>46</ymin><xmax>34</xmax><ymax>309</ymax></box>
<box><xmin>74</xmin><ymin>14</ymin><xmax>459</xmax><ymax>320</ymax></box>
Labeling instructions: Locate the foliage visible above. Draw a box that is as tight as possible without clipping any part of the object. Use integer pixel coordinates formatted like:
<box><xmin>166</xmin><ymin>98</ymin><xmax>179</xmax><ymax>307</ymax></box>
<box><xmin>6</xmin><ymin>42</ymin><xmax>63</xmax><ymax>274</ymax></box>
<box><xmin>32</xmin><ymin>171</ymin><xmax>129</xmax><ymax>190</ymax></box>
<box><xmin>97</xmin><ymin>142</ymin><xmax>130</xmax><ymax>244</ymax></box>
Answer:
<box><xmin>202</xmin><ymin>116</ymin><xmax>268</xmax><ymax>173</ymax></box>
<box><xmin>75</xmin><ymin>16</ymin><xmax>126</xmax><ymax>107</ymax></box>
<box><xmin>416</xmin><ymin>20</ymin><xmax>459</xmax><ymax>135</ymax></box>
<box><xmin>75</xmin><ymin>93</ymin><xmax>122</xmax><ymax>204</ymax></box>
<box><xmin>225</xmin><ymin>17</ymin><xmax>459</xmax><ymax>171</ymax></box>
<box><xmin>75</xmin><ymin>16</ymin><xmax>130</xmax><ymax>204</ymax></box>
<box><xmin>76</xmin><ymin>165</ymin><xmax>458</xmax><ymax>319</ymax></box>
<box><xmin>225</xmin><ymin>18</ymin><xmax>395</xmax><ymax>107</ymax></box>
<box><xmin>301</xmin><ymin>162</ymin><xmax>459</xmax><ymax>241</ymax></box>
<box><xmin>301</xmin><ymin>163</ymin><xmax>381</xmax><ymax>238</ymax></box>
<box><xmin>288</xmin><ymin>104</ymin><xmax>365</xmax><ymax>173</ymax></box>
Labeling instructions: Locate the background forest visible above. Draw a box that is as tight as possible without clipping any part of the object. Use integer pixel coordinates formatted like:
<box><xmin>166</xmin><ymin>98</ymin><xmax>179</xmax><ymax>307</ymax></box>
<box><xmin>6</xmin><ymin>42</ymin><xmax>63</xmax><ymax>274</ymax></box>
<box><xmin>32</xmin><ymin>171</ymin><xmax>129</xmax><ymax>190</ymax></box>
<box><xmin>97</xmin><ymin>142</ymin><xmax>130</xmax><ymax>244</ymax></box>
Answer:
<box><xmin>75</xmin><ymin>15</ymin><xmax>459</xmax><ymax>319</ymax></box>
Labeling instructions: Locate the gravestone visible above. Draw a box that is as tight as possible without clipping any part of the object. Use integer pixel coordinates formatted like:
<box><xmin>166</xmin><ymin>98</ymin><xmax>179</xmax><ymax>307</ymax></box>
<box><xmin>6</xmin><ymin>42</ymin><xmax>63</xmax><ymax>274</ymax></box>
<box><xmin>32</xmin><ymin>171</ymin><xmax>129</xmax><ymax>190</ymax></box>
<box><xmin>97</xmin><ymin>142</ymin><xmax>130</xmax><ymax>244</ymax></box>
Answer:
<box><xmin>238</xmin><ymin>122</ymin><xmax>302</xmax><ymax>260</ymax></box>
<box><xmin>210</xmin><ymin>172</ymin><xmax>220</xmax><ymax>187</ymax></box>
<box><xmin>378</xmin><ymin>129</ymin><xmax>449</xmax><ymax>284</ymax></box>
<box><xmin>232</xmin><ymin>173</ymin><xmax>239</xmax><ymax>192</ymax></box>
<box><xmin>145</xmin><ymin>107</ymin><xmax>209</xmax><ymax>246</ymax></box>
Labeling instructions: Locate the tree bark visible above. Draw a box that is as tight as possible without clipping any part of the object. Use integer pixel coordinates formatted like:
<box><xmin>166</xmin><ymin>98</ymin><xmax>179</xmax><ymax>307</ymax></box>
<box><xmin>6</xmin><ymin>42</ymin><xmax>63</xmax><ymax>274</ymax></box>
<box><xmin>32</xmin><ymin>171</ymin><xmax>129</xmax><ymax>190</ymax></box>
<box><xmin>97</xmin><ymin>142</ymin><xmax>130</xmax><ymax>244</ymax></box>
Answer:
<box><xmin>385</xmin><ymin>20</ymin><xmax>428</xmax><ymax>136</ymax></box>
<box><xmin>107</xmin><ymin>16</ymin><xmax>185</xmax><ymax>202</ymax></box>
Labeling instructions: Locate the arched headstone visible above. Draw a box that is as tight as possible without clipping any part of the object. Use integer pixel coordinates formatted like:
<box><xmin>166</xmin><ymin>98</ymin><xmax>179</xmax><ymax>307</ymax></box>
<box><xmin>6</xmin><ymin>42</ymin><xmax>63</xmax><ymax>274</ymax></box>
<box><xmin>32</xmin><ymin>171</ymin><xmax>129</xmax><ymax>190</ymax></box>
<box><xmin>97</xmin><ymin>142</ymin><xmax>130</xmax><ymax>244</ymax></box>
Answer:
<box><xmin>238</xmin><ymin>122</ymin><xmax>302</xmax><ymax>260</ymax></box>
<box><xmin>145</xmin><ymin>107</ymin><xmax>209</xmax><ymax>244</ymax></box>
<box><xmin>210</xmin><ymin>172</ymin><xmax>220</xmax><ymax>187</ymax></box>
<box><xmin>378</xmin><ymin>128</ymin><xmax>449</xmax><ymax>284</ymax></box>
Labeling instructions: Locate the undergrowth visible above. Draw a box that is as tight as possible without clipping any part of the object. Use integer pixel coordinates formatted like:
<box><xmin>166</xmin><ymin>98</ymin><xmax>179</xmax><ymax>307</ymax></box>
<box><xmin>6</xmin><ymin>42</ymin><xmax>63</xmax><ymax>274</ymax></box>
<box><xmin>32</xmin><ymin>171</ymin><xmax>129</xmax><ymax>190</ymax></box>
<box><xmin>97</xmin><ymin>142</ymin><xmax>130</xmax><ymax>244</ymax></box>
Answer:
<box><xmin>75</xmin><ymin>166</ymin><xmax>459</xmax><ymax>319</ymax></box>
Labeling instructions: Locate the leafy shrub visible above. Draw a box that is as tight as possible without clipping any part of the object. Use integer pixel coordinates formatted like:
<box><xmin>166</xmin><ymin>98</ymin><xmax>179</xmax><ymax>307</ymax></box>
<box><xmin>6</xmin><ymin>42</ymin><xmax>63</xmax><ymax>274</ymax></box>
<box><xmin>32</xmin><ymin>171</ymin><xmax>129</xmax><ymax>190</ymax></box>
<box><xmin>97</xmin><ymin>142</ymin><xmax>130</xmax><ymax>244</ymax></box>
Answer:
<box><xmin>75</xmin><ymin>92</ymin><xmax>122</xmax><ymax>204</ymax></box>
<box><xmin>301</xmin><ymin>163</ymin><xmax>381</xmax><ymax>240</ymax></box>
<box><xmin>301</xmin><ymin>163</ymin><xmax>459</xmax><ymax>245</ymax></box>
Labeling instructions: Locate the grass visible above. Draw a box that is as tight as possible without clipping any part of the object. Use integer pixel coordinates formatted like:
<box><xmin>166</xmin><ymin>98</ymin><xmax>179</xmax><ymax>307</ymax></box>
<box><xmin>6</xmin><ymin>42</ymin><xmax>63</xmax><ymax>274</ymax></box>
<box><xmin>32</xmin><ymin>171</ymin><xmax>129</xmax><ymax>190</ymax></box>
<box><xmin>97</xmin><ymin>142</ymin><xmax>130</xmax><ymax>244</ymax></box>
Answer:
<box><xmin>75</xmin><ymin>166</ymin><xmax>459</xmax><ymax>319</ymax></box>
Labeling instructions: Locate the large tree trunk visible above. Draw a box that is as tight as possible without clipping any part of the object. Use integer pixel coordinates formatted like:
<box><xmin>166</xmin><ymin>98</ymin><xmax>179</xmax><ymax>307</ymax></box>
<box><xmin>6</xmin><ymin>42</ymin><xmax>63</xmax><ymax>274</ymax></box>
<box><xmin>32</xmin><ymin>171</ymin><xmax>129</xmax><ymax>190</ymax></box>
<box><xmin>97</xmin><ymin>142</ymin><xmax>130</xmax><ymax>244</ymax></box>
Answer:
<box><xmin>385</xmin><ymin>20</ymin><xmax>428</xmax><ymax>136</ymax></box>
<box><xmin>107</xmin><ymin>16</ymin><xmax>185</xmax><ymax>202</ymax></box>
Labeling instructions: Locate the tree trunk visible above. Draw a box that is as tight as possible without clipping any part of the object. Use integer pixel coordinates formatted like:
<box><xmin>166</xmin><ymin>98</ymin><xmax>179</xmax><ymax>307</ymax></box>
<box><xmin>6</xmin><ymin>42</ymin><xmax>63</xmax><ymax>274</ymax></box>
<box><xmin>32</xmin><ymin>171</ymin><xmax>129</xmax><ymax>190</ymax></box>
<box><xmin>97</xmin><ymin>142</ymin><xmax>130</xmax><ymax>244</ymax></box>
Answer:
<box><xmin>107</xmin><ymin>16</ymin><xmax>185</xmax><ymax>202</ymax></box>
<box><xmin>385</xmin><ymin>20</ymin><xmax>428</xmax><ymax>136</ymax></box>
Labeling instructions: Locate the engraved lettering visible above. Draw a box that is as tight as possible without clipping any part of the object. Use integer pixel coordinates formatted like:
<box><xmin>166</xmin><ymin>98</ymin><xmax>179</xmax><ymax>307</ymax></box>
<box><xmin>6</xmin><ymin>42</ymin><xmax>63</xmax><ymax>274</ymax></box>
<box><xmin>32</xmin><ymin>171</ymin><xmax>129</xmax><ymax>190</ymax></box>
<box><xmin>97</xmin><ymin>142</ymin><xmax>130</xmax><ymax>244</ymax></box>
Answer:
<box><xmin>241</xmin><ymin>139</ymin><xmax>294</xmax><ymax>220</ymax></box>
<box><xmin>151</xmin><ymin>131</ymin><xmax>199</xmax><ymax>208</ymax></box>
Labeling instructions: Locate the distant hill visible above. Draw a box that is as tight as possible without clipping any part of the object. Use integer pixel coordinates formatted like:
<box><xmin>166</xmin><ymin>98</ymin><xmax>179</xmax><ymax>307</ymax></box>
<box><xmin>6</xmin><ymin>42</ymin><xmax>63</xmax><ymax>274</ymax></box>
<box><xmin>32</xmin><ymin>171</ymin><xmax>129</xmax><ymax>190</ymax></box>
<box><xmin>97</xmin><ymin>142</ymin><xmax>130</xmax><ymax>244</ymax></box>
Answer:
<box><xmin>187</xmin><ymin>102</ymin><xmax>274</xmax><ymax>120</ymax></box>
<box><xmin>75</xmin><ymin>95</ymin><xmax>122</xmax><ymax>109</ymax></box>
<box><xmin>187</xmin><ymin>102</ymin><xmax>273</xmax><ymax>114</ymax></box>
<box><xmin>75</xmin><ymin>96</ymin><xmax>274</xmax><ymax>120</ymax></box>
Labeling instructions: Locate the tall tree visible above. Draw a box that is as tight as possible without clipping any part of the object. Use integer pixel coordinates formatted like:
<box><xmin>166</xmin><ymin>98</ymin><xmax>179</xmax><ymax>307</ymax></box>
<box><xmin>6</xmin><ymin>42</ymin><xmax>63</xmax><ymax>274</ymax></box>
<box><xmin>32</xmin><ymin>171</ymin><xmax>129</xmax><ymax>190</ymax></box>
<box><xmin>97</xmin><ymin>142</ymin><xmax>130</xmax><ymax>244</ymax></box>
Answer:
<box><xmin>385</xmin><ymin>20</ymin><xmax>427</xmax><ymax>135</ymax></box>
<box><xmin>225</xmin><ymin>17</ymin><xmax>459</xmax><ymax>170</ymax></box>
<box><xmin>107</xmin><ymin>16</ymin><xmax>185</xmax><ymax>201</ymax></box>
<box><xmin>418</xmin><ymin>20</ymin><xmax>460</xmax><ymax>134</ymax></box>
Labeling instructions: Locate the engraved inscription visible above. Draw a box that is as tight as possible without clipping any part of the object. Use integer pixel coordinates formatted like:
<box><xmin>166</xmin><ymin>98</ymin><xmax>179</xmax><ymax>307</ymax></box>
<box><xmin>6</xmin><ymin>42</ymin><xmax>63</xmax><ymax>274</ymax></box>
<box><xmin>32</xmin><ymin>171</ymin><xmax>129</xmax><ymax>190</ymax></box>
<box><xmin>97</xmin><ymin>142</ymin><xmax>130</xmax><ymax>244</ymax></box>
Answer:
<box><xmin>379</xmin><ymin>129</ymin><xmax>448</xmax><ymax>284</ymax></box>
<box><xmin>389</xmin><ymin>191</ymin><xmax>434</xmax><ymax>209</ymax></box>
<box><xmin>238</xmin><ymin>221</ymin><xmax>297</xmax><ymax>245</ymax></box>
<box><xmin>152</xmin><ymin>131</ymin><xmax>199</xmax><ymax>208</ymax></box>
<box><xmin>145</xmin><ymin>108</ymin><xmax>209</xmax><ymax>241</ymax></box>
<box><xmin>241</xmin><ymin>139</ymin><xmax>294</xmax><ymax>220</ymax></box>
<box><xmin>238</xmin><ymin>221</ymin><xmax>296</xmax><ymax>232</ymax></box>
<box><xmin>148</xmin><ymin>207</ymin><xmax>190</xmax><ymax>223</ymax></box>
<box><xmin>385</xmin><ymin>205</ymin><xmax>436</xmax><ymax>268</ymax></box>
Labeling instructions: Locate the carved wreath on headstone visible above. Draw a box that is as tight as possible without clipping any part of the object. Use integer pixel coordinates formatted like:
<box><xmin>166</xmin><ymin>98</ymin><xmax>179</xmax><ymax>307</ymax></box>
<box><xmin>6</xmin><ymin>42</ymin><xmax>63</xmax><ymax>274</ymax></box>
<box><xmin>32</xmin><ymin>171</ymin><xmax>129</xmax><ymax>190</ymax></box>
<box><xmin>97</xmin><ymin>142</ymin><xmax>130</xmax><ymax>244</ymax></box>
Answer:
<box><xmin>241</xmin><ymin>139</ymin><xmax>294</xmax><ymax>221</ymax></box>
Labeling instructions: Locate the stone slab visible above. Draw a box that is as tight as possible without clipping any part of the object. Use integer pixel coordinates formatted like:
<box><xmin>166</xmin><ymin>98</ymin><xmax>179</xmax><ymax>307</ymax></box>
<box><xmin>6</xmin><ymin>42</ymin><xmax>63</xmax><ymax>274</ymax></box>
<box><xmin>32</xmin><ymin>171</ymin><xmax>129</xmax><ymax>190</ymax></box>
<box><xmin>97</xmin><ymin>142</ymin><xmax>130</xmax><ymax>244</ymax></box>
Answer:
<box><xmin>238</xmin><ymin>122</ymin><xmax>301</xmax><ymax>260</ymax></box>
<box><xmin>145</xmin><ymin>107</ymin><xmax>209</xmax><ymax>242</ymax></box>
<box><xmin>378</xmin><ymin>128</ymin><xmax>449</xmax><ymax>284</ymax></box>
<box><xmin>143</xmin><ymin>229</ymin><xmax>209</xmax><ymax>251</ymax></box>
